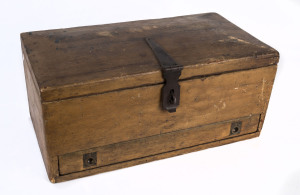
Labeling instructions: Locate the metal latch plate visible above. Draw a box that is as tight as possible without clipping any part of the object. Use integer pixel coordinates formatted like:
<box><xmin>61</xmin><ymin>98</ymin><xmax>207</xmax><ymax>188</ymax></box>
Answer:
<box><xmin>145</xmin><ymin>37</ymin><xmax>183</xmax><ymax>113</ymax></box>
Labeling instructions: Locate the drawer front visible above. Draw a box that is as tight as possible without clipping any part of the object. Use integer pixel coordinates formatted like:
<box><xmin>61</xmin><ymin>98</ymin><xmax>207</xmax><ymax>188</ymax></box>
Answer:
<box><xmin>59</xmin><ymin>114</ymin><xmax>260</xmax><ymax>175</ymax></box>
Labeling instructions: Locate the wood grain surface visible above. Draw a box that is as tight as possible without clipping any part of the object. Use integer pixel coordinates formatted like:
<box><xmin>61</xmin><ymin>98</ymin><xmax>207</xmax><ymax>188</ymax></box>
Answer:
<box><xmin>23</xmin><ymin>57</ymin><xmax>59</xmax><ymax>181</ymax></box>
<box><xmin>59</xmin><ymin>114</ymin><xmax>260</xmax><ymax>175</ymax></box>
<box><xmin>44</xmin><ymin>65</ymin><xmax>276</xmax><ymax>157</ymax></box>
<box><xmin>21</xmin><ymin>13</ymin><xmax>279</xmax><ymax>183</ymax></box>
<box><xmin>21</xmin><ymin>13</ymin><xmax>279</xmax><ymax>102</ymax></box>
<box><xmin>56</xmin><ymin>132</ymin><xmax>261</xmax><ymax>183</ymax></box>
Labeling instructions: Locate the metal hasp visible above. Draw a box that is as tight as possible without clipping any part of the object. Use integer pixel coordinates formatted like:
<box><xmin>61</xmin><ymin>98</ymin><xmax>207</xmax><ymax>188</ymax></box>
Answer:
<box><xmin>145</xmin><ymin>37</ymin><xmax>183</xmax><ymax>113</ymax></box>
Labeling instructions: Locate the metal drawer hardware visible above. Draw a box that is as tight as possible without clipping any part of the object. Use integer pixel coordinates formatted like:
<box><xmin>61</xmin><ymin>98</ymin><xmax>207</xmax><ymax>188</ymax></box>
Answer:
<box><xmin>230</xmin><ymin>121</ymin><xmax>242</xmax><ymax>135</ymax></box>
<box><xmin>145</xmin><ymin>37</ymin><xmax>183</xmax><ymax>113</ymax></box>
<box><xmin>83</xmin><ymin>152</ymin><xmax>97</xmax><ymax>168</ymax></box>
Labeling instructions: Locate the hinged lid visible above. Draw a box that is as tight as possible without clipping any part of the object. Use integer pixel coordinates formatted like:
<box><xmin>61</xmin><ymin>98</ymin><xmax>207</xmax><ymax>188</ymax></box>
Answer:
<box><xmin>21</xmin><ymin>13</ymin><xmax>279</xmax><ymax>102</ymax></box>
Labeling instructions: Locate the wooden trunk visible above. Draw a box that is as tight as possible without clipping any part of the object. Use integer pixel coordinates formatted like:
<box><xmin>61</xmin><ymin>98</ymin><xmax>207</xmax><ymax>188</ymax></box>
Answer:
<box><xmin>21</xmin><ymin>13</ymin><xmax>279</xmax><ymax>183</ymax></box>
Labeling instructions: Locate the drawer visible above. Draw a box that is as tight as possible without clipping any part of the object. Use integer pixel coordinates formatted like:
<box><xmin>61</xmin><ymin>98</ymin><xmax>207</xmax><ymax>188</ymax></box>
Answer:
<box><xmin>59</xmin><ymin>114</ymin><xmax>260</xmax><ymax>175</ymax></box>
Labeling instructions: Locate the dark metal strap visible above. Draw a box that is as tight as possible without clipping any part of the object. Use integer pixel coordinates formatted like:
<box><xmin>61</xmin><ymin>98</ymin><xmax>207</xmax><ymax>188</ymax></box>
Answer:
<box><xmin>145</xmin><ymin>37</ymin><xmax>183</xmax><ymax>113</ymax></box>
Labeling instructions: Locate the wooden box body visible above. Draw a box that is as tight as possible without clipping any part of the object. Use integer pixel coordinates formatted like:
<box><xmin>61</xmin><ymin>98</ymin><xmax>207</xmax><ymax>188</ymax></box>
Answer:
<box><xmin>21</xmin><ymin>13</ymin><xmax>279</xmax><ymax>183</ymax></box>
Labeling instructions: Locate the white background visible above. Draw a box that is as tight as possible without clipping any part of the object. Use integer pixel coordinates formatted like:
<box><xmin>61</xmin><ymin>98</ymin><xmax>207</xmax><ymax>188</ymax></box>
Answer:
<box><xmin>0</xmin><ymin>0</ymin><xmax>299</xmax><ymax>194</ymax></box>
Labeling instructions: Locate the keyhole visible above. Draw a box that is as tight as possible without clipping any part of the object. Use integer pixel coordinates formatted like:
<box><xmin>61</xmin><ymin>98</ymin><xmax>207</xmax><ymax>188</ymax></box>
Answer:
<box><xmin>83</xmin><ymin>152</ymin><xmax>97</xmax><ymax>168</ymax></box>
<box><xmin>232</xmin><ymin>127</ymin><xmax>239</xmax><ymax>133</ymax></box>
<box><xmin>87</xmin><ymin>158</ymin><xmax>94</xmax><ymax>164</ymax></box>
<box><xmin>230</xmin><ymin>122</ymin><xmax>241</xmax><ymax>135</ymax></box>
<box><xmin>169</xmin><ymin>89</ymin><xmax>176</xmax><ymax>104</ymax></box>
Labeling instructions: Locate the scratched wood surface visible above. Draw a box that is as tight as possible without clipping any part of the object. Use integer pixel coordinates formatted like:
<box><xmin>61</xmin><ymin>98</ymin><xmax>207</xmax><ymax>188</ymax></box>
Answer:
<box><xmin>21</xmin><ymin>12</ymin><xmax>278</xmax><ymax>102</ymax></box>
<box><xmin>21</xmin><ymin>13</ymin><xmax>279</xmax><ymax>183</ymax></box>
<box><xmin>44</xmin><ymin>66</ymin><xmax>276</xmax><ymax>157</ymax></box>
<box><xmin>23</xmin><ymin>58</ymin><xmax>59</xmax><ymax>182</ymax></box>
<box><xmin>59</xmin><ymin>114</ymin><xmax>260</xmax><ymax>175</ymax></box>
<box><xmin>56</xmin><ymin>132</ymin><xmax>261</xmax><ymax>182</ymax></box>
